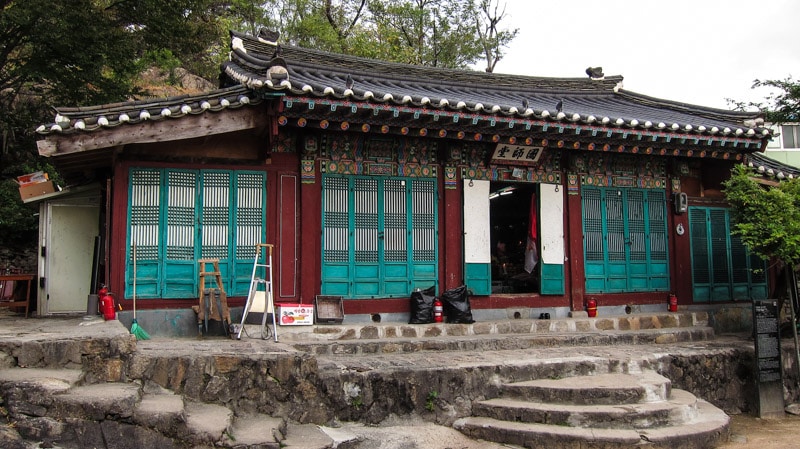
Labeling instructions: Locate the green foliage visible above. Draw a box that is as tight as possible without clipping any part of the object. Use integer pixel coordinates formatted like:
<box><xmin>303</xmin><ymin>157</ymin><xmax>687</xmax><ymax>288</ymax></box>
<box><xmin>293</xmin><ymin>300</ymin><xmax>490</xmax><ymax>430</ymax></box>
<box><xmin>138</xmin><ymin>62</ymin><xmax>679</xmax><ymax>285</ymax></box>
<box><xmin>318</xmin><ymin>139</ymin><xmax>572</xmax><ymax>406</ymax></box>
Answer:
<box><xmin>0</xmin><ymin>0</ymin><xmax>517</xmax><ymax>242</ymax></box>
<box><xmin>365</xmin><ymin>0</ymin><xmax>482</xmax><ymax>68</ymax></box>
<box><xmin>0</xmin><ymin>0</ymin><xmax>233</xmax><ymax>241</ymax></box>
<box><xmin>425</xmin><ymin>390</ymin><xmax>438</xmax><ymax>411</ymax></box>
<box><xmin>138</xmin><ymin>49</ymin><xmax>184</xmax><ymax>85</ymax></box>
<box><xmin>223</xmin><ymin>0</ymin><xmax>517</xmax><ymax>70</ymax></box>
<box><xmin>752</xmin><ymin>77</ymin><xmax>800</xmax><ymax>123</ymax></box>
<box><xmin>723</xmin><ymin>164</ymin><xmax>800</xmax><ymax>265</ymax></box>
<box><xmin>728</xmin><ymin>76</ymin><xmax>800</xmax><ymax>124</ymax></box>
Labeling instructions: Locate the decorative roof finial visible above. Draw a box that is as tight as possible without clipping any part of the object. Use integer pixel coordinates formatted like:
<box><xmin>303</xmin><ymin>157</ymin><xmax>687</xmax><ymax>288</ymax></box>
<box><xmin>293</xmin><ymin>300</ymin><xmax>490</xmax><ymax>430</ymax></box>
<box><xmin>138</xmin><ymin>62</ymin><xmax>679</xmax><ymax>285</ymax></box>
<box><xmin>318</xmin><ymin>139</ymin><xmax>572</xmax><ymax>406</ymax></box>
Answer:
<box><xmin>257</xmin><ymin>28</ymin><xmax>280</xmax><ymax>46</ymax></box>
<box><xmin>585</xmin><ymin>67</ymin><xmax>604</xmax><ymax>79</ymax></box>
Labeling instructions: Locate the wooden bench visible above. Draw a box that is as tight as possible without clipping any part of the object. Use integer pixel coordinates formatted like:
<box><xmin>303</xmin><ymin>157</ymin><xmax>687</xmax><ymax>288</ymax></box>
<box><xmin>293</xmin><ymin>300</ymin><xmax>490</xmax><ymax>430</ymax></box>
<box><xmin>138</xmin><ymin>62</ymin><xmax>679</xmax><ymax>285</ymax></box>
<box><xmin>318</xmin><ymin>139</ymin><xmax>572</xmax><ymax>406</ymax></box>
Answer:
<box><xmin>0</xmin><ymin>273</ymin><xmax>34</xmax><ymax>317</ymax></box>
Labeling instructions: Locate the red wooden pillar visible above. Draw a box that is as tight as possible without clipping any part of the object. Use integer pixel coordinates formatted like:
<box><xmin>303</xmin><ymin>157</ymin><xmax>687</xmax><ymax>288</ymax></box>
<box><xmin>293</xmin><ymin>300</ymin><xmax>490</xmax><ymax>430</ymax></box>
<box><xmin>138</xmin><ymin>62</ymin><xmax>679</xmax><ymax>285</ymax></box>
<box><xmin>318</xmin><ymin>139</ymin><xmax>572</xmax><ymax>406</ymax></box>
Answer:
<box><xmin>442</xmin><ymin>174</ymin><xmax>464</xmax><ymax>291</ymax></box>
<box><xmin>566</xmin><ymin>186</ymin><xmax>585</xmax><ymax>311</ymax></box>
<box><xmin>670</xmin><ymin>198</ymin><xmax>692</xmax><ymax>305</ymax></box>
<box><xmin>298</xmin><ymin>161</ymin><xmax>322</xmax><ymax>304</ymax></box>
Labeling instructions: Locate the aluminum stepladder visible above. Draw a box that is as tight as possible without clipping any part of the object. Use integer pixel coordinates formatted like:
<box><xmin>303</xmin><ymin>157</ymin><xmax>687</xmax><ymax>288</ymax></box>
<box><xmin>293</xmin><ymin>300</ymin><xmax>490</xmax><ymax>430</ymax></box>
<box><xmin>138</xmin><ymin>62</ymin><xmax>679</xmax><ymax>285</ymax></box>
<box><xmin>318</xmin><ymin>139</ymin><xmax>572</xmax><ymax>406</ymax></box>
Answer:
<box><xmin>236</xmin><ymin>243</ymin><xmax>277</xmax><ymax>341</ymax></box>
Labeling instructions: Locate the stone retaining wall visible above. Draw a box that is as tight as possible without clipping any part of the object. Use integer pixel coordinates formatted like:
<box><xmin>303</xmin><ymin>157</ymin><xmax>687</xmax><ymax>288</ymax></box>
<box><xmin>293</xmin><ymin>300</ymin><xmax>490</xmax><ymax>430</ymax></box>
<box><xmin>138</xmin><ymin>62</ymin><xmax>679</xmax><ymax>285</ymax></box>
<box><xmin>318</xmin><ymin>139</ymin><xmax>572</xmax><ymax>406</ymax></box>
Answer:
<box><xmin>122</xmin><ymin>343</ymin><xmax>798</xmax><ymax>426</ymax></box>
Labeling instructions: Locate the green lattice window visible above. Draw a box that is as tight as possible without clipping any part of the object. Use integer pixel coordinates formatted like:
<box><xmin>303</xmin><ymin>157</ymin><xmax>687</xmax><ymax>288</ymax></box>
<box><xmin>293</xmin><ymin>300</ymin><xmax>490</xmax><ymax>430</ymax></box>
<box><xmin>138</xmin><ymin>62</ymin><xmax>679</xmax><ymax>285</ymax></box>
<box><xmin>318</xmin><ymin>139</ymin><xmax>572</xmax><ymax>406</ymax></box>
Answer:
<box><xmin>688</xmin><ymin>207</ymin><xmax>767</xmax><ymax>302</ymax></box>
<box><xmin>127</xmin><ymin>168</ymin><xmax>266</xmax><ymax>299</ymax></box>
<box><xmin>582</xmin><ymin>186</ymin><xmax>669</xmax><ymax>293</ymax></box>
<box><xmin>321</xmin><ymin>175</ymin><xmax>438</xmax><ymax>298</ymax></box>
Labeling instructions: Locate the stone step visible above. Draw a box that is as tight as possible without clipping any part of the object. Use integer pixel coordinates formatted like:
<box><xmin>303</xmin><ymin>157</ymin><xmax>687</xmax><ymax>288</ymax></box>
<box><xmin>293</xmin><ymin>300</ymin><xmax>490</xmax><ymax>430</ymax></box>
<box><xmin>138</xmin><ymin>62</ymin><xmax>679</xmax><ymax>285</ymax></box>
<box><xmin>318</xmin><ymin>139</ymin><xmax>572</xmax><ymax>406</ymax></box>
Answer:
<box><xmin>454</xmin><ymin>416</ymin><xmax>643</xmax><ymax>448</ymax></box>
<box><xmin>0</xmin><ymin>367</ymin><xmax>84</xmax><ymax>418</ymax></box>
<box><xmin>221</xmin><ymin>414</ymin><xmax>285</xmax><ymax>448</ymax></box>
<box><xmin>637</xmin><ymin>400</ymin><xmax>730</xmax><ymax>448</ymax></box>
<box><xmin>474</xmin><ymin>389</ymin><xmax>700</xmax><ymax>429</ymax></box>
<box><xmin>183</xmin><ymin>401</ymin><xmax>234</xmax><ymax>445</ymax></box>
<box><xmin>455</xmin><ymin>400</ymin><xmax>729</xmax><ymax>449</ymax></box>
<box><xmin>281</xmin><ymin>423</ymin><xmax>335</xmax><ymax>448</ymax></box>
<box><xmin>295</xmin><ymin>326</ymin><xmax>714</xmax><ymax>356</ymax></box>
<box><xmin>132</xmin><ymin>392</ymin><xmax>185</xmax><ymax>437</ymax></box>
<box><xmin>278</xmin><ymin>312</ymin><xmax>709</xmax><ymax>343</ymax></box>
<box><xmin>50</xmin><ymin>382</ymin><xmax>142</xmax><ymax>420</ymax></box>
<box><xmin>499</xmin><ymin>371</ymin><xmax>672</xmax><ymax>405</ymax></box>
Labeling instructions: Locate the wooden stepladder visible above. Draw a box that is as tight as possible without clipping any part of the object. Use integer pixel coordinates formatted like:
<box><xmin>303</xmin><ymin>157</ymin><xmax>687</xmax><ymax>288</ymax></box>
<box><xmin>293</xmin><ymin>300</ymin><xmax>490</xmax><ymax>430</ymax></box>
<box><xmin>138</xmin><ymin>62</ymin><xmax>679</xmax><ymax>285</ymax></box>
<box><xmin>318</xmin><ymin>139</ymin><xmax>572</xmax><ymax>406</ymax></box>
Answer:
<box><xmin>237</xmin><ymin>244</ymin><xmax>277</xmax><ymax>341</ymax></box>
<box><xmin>198</xmin><ymin>258</ymin><xmax>230</xmax><ymax>336</ymax></box>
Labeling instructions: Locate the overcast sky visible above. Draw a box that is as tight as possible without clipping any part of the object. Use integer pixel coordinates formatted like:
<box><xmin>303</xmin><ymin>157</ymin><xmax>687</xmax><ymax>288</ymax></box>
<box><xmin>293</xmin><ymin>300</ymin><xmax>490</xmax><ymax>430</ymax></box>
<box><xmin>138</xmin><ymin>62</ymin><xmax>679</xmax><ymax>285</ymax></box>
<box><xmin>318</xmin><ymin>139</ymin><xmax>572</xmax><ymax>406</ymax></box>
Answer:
<box><xmin>491</xmin><ymin>0</ymin><xmax>800</xmax><ymax>110</ymax></box>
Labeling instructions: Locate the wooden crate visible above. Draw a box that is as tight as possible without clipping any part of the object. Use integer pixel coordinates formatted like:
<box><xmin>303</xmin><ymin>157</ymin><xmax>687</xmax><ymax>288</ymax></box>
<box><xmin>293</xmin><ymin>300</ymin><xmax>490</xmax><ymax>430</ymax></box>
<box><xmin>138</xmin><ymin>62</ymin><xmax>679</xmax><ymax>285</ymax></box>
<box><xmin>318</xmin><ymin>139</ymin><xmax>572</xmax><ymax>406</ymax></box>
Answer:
<box><xmin>314</xmin><ymin>295</ymin><xmax>344</xmax><ymax>324</ymax></box>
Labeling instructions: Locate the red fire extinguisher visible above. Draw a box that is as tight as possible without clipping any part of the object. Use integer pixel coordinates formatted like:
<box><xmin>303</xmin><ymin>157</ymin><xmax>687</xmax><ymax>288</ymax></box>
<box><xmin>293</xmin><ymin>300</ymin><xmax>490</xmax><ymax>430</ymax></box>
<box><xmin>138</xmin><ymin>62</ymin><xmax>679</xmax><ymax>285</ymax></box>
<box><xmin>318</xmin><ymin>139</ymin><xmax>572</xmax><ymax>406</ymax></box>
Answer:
<box><xmin>433</xmin><ymin>298</ymin><xmax>443</xmax><ymax>323</ymax></box>
<box><xmin>99</xmin><ymin>285</ymin><xmax>116</xmax><ymax>321</ymax></box>
<box><xmin>668</xmin><ymin>294</ymin><xmax>678</xmax><ymax>312</ymax></box>
<box><xmin>587</xmin><ymin>298</ymin><xmax>597</xmax><ymax>318</ymax></box>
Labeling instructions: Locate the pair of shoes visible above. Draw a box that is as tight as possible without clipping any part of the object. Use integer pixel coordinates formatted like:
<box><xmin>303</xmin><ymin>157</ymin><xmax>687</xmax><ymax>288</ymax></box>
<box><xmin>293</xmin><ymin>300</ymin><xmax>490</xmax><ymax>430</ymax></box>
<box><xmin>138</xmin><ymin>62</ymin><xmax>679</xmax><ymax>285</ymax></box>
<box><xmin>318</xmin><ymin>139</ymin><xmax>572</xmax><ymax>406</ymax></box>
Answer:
<box><xmin>538</xmin><ymin>313</ymin><xmax>550</xmax><ymax>320</ymax></box>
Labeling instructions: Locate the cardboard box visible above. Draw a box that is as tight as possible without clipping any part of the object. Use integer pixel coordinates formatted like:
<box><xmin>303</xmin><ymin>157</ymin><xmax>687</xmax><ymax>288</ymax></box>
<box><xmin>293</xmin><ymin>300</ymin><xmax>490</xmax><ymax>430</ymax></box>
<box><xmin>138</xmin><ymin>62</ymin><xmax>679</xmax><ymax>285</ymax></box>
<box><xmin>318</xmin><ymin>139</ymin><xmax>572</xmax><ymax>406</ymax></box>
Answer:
<box><xmin>276</xmin><ymin>303</ymin><xmax>314</xmax><ymax>326</ymax></box>
<box><xmin>16</xmin><ymin>171</ymin><xmax>48</xmax><ymax>186</ymax></box>
<box><xmin>19</xmin><ymin>181</ymin><xmax>57</xmax><ymax>200</ymax></box>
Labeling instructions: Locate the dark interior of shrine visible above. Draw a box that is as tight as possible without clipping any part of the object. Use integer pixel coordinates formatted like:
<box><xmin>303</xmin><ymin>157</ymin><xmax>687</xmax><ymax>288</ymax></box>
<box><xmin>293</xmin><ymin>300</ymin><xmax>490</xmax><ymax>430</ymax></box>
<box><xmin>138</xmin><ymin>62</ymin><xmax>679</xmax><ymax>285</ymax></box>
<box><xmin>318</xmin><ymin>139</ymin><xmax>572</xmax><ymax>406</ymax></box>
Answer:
<box><xmin>490</xmin><ymin>182</ymin><xmax>539</xmax><ymax>293</ymax></box>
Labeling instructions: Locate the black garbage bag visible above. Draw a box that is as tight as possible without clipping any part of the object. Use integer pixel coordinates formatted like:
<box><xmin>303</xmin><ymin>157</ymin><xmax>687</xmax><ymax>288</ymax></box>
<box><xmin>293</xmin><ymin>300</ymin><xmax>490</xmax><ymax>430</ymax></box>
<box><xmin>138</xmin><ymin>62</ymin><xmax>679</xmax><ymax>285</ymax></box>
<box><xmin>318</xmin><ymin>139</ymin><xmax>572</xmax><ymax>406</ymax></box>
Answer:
<box><xmin>409</xmin><ymin>285</ymin><xmax>437</xmax><ymax>324</ymax></box>
<box><xmin>441</xmin><ymin>285</ymin><xmax>475</xmax><ymax>324</ymax></box>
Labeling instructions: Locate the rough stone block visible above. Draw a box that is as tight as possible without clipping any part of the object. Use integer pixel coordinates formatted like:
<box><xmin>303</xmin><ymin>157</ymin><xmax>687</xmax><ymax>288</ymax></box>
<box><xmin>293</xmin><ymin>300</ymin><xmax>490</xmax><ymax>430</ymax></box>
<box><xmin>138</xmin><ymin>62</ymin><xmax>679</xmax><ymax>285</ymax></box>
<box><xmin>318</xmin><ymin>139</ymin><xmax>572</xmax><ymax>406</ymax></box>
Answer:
<box><xmin>655</xmin><ymin>333</ymin><xmax>678</xmax><ymax>344</ymax></box>
<box><xmin>473</xmin><ymin>322</ymin><xmax>493</xmax><ymax>335</ymax></box>
<box><xmin>596</xmin><ymin>319</ymin><xmax>615</xmax><ymax>330</ymax></box>
<box><xmin>359</xmin><ymin>326</ymin><xmax>379</xmax><ymax>340</ymax></box>
<box><xmin>381</xmin><ymin>343</ymin><xmax>400</xmax><ymax>353</ymax></box>
<box><xmin>360</xmin><ymin>343</ymin><xmax>380</xmax><ymax>354</ymax></box>
<box><xmin>509</xmin><ymin>321</ymin><xmax>533</xmax><ymax>334</ymax></box>
<box><xmin>331</xmin><ymin>345</ymin><xmax>357</xmax><ymax>355</ymax></box>
<box><xmin>400</xmin><ymin>326</ymin><xmax>417</xmax><ymax>338</ymax></box>
<box><xmin>423</xmin><ymin>327</ymin><xmax>442</xmax><ymax>338</ymax></box>
<box><xmin>640</xmin><ymin>316</ymin><xmax>655</xmax><ymax>330</ymax></box>
<box><xmin>337</xmin><ymin>329</ymin><xmax>356</xmax><ymax>340</ymax></box>
<box><xmin>213</xmin><ymin>356</ymin><xmax>241</xmax><ymax>374</ymax></box>
<box><xmin>660</xmin><ymin>314</ymin><xmax>680</xmax><ymax>328</ymax></box>
<box><xmin>447</xmin><ymin>324</ymin><xmax>469</xmax><ymax>337</ymax></box>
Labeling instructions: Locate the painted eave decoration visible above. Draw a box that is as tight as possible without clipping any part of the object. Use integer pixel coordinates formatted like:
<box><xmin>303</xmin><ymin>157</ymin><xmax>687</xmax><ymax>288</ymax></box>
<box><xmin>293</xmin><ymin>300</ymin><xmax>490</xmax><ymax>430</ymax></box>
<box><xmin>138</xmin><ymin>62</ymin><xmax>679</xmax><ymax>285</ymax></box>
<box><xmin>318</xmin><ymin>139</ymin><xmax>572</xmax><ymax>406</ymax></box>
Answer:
<box><xmin>37</xmin><ymin>28</ymin><xmax>771</xmax><ymax>158</ymax></box>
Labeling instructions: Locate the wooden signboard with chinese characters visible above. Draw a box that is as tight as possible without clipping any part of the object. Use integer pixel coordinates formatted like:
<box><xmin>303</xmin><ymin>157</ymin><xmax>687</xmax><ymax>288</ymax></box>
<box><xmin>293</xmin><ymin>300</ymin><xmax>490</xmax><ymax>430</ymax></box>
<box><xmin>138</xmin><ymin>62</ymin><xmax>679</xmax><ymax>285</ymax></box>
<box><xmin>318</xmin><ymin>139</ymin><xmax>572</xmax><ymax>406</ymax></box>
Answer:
<box><xmin>490</xmin><ymin>144</ymin><xmax>543</xmax><ymax>166</ymax></box>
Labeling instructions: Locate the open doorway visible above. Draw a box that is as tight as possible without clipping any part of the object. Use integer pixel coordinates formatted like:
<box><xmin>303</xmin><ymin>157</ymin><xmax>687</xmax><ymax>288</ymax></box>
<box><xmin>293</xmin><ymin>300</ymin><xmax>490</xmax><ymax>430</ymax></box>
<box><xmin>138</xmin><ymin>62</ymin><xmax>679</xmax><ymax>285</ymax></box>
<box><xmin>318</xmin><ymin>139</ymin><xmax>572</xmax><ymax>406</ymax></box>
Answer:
<box><xmin>490</xmin><ymin>182</ymin><xmax>539</xmax><ymax>293</ymax></box>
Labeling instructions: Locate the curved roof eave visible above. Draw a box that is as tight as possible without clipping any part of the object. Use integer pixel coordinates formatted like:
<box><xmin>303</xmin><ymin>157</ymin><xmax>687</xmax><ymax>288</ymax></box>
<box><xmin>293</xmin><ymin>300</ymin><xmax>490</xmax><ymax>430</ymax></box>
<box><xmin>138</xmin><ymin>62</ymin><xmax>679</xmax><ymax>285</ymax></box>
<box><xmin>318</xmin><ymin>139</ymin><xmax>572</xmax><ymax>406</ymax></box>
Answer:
<box><xmin>225</xmin><ymin>30</ymin><xmax>770</xmax><ymax>143</ymax></box>
<box><xmin>35</xmin><ymin>29</ymin><xmax>771</xmax><ymax>146</ymax></box>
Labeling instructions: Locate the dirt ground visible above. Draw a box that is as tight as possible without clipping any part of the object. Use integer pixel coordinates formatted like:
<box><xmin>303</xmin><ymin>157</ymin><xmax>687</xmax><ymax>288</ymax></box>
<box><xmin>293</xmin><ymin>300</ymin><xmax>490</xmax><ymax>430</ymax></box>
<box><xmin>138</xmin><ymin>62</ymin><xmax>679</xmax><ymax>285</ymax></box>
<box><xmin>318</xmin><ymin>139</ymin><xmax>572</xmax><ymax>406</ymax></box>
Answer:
<box><xmin>338</xmin><ymin>413</ymin><xmax>800</xmax><ymax>449</ymax></box>
<box><xmin>719</xmin><ymin>413</ymin><xmax>800</xmax><ymax>449</ymax></box>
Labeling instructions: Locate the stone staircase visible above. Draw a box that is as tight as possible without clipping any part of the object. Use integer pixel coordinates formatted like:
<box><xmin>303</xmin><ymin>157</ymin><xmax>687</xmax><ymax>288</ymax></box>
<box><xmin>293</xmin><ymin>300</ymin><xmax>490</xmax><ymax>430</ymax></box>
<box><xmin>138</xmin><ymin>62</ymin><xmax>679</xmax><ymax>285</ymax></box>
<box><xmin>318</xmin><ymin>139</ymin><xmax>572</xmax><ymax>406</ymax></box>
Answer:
<box><xmin>0</xmin><ymin>312</ymin><xmax>748</xmax><ymax>448</ymax></box>
<box><xmin>286</xmin><ymin>312</ymin><xmax>714</xmax><ymax>355</ymax></box>
<box><xmin>0</xmin><ymin>366</ymin><xmax>344</xmax><ymax>448</ymax></box>
<box><xmin>454</xmin><ymin>367</ymin><xmax>730</xmax><ymax>449</ymax></box>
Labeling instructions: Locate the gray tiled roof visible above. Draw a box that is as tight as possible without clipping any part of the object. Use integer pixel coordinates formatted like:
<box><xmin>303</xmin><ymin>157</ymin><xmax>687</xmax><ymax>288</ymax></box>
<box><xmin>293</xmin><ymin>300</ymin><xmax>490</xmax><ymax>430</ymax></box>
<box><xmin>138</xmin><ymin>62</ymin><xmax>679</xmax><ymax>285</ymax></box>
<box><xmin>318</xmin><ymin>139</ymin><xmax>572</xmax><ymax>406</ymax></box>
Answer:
<box><xmin>747</xmin><ymin>152</ymin><xmax>800</xmax><ymax>179</ymax></box>
<box><xmin>36</xmin><ymin>29</ymin><xmax>770</xmax><ymax>146</ymax></box>
<box><xmin>219</xmin><ymin>30</ymin><xmax>769</xmax><ymax>142</ymax></box>
<box><xmin>36</xmin><ymin>85</ymin><xmax>267</xmax><ymax>135</ymax></box>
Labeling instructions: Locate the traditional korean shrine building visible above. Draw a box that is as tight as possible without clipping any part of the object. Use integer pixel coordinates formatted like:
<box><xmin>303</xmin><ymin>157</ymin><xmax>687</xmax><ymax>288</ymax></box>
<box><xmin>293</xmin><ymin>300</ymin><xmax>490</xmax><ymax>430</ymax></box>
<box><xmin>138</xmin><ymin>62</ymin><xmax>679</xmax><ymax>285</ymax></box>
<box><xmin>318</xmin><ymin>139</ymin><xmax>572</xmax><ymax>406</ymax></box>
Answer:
<box><xmin>34</xmin><ymin>29</ymin><xmax>773</xmax><ymax>321</ymax></box>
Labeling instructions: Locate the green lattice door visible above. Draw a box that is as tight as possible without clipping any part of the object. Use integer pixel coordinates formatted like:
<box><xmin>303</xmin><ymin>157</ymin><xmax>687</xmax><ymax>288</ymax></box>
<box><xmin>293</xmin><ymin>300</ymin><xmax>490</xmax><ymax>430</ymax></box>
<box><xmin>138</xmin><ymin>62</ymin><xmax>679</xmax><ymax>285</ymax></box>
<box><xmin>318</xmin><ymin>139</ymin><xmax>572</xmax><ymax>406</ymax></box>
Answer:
<box><xmin>127</xmin><ymin>168</ymin><xmax>266</xmax><ymax>299</ymax></box>
<box><xmin>321</xmin><ymin>175</ymin><xmax>438</xmax><ymax>298</ymax></box>
<box><xmin>582</xmin><ymin>187</ymin><xmax>669</xmax><ymax>293</ymax></box>
<box><xmin>688</xmin><ymin>207</ymin><xmax>767</xmax><ymax>301</ymax></box>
